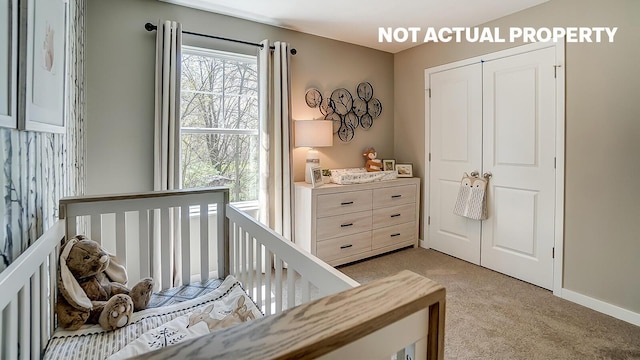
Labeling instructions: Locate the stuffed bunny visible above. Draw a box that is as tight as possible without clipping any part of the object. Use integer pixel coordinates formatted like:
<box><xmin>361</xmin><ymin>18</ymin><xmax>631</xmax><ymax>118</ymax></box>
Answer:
<box><xmin>56</xmin><ymin>235</ymin><xmax>154</xmax><ymax>331</ymax></box>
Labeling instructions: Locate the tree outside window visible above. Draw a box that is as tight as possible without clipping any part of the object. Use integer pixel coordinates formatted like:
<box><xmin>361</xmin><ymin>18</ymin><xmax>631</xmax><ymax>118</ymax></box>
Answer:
<box><xmin>180</xmin><ymin>47</ymin><xmax>258</xmax><ymax>203</ymax></box>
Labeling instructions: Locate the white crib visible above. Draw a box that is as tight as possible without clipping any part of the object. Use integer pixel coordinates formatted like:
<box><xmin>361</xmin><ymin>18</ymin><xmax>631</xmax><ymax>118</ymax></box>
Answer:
<box><xmin>0</xmin><ymin>188</ymin><xmax>445</xmax><ymax>359</ymax></box>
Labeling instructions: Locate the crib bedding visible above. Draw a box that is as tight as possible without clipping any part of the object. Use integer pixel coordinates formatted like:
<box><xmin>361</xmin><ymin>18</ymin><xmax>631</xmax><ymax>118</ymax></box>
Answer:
<box><xmin>43</xmin><ymin>275</ymin><xmax>262</xmax><ymax>360</ymax></box>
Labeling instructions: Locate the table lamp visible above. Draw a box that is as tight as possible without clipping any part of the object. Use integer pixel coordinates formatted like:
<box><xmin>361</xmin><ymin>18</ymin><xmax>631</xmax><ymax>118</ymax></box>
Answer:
<box><xmin>294</xmin><ymin>120</ymin><xmax>334</xmax><ymax>183</ymax></box>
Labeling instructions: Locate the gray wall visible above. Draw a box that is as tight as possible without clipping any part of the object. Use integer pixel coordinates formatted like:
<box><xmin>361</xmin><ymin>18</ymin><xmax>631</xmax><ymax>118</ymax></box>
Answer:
<box><xmin>85</xmin><ymin>0</ymin><xmax>393</xmax><ymax>194</ymax></box>
<box><xmin>394</xmin><ymin>0</ymin><xmax>640</xmax><ymax>313</ymax></box>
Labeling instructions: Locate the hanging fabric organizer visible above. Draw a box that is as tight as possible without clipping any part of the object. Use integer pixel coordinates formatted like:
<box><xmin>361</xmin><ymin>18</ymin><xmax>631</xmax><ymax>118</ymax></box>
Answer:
<box><xmin>453</xmin><ymin>172</ymin><xmax>489</xmax><ymax>220</ymax></box>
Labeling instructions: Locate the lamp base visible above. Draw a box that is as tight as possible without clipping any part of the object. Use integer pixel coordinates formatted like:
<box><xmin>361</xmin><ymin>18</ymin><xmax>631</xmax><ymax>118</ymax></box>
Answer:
<box><xmin>304</xmin><ymin>148</ymin><xmax>320</xmax><ymax>183</ymax></box>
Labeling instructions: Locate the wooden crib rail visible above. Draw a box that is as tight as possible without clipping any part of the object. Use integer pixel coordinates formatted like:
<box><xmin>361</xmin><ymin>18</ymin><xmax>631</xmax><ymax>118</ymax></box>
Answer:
<box><xmin>59</xmin><ymin>187</ymin><xmax>229</xmax><ymax>290</ymax></box>
<box><xmin>135</xmin><ymin>270</ymin><xmax>446</xmax><ymax>360</ymax></box>
<box><xmin>226</xmin><ymin>204</ymin><xmax>359</xmax><ymax>315</ymax></box>
<box><xmin>0</xmin><ymin>221</ymin><xmax>64</xmax><ymax>360</ymax></box>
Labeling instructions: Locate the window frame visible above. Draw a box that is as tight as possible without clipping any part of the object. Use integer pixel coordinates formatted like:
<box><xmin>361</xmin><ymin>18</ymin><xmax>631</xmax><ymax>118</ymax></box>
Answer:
<box><xmin>179</xmin><ymin>45</ymin><xmax>260</xmax><ymax>208</ymax></box>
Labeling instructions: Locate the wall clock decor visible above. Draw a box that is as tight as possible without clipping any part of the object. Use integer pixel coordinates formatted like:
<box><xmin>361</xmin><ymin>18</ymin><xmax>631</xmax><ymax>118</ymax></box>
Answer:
<box><xmin>305</xmin><ymin>88</ymin><xmax>322</xmax><ymax>108</ymax></box>
<box><xmin>305</xmin><ymin>82</ymin><xmax>382</xmax><ymax>142</ymax></box>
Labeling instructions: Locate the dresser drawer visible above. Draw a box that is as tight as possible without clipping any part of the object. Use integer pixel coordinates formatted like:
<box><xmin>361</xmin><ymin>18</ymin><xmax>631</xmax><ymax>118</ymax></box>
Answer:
<box><xmin>372</xmin><ymin>222</ymin><xmax>416</xmax><ymax>250</ymax></box>
<box><xmin>373</xmin><ymin>184</ymin><xmax>416</xmax><ymax>208</ymax></box>
<box><xmin>316</xmin><ymin>210</ymin><xmax>372</xmax><ymax>240</ymax></box>
<box><xmin>372</xmin><ymin>203</ymin><xmax>416</xmax><ymax>229</ymax></box>
<box><xmin>317</xmin><ymin>190</ymin><xmax>372</xmax><ymax>218</ymax></box>
<box><xmin>316</xmin><ymin>232</ymin><xmax>371</xmax><ymax>262</ymax></box>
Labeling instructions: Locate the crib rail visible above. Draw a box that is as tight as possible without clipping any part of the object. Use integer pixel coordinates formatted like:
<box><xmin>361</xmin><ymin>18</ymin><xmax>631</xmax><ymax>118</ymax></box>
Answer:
<box><xmin>135</xmin><ymin>270</ymin><xmax>446</xmax><ymax>360</ymax></box>
<box><xmin>60</xmin><ymin>188</ymin><xmax>229</xmax><ymax>290</ymax></box>
<box><xmin>0</xmin><ymin>221</ymin><xmax>64</xmax><ymax>360</ymax></box>
<box><xmin>226</xmin><ymin>204</ymin><xmax>358</xmax><ymax>315</ymax></box>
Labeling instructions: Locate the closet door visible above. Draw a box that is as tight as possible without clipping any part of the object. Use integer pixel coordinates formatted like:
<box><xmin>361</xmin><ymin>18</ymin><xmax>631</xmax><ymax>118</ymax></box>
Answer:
<box><xmin>428</xmin><ymin>63</ymin><xmax>482</xmax><ymax>264</ymax></box>
<box><xmin>480</xmin><ymin>47</ymin><xmax>556</xmax><ymax>290</ymax></box>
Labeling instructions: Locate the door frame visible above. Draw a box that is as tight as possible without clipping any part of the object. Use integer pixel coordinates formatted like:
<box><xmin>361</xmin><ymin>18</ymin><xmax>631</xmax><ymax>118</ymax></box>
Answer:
<box><xmin>423</xmin><ymin>40</ymin><xmax>565</xmax><ymax>295</ymax></box>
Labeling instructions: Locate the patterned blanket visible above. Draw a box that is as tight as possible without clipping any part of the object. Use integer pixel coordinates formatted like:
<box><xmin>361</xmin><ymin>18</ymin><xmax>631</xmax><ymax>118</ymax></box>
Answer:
<box><xmin>44</xmin><ymin>275</ymin><xmax>261</xmax><ymax>360</ymax></box>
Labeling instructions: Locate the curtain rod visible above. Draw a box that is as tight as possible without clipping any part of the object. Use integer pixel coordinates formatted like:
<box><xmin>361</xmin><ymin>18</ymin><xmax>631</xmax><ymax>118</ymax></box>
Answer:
<box><xmin>144</xmin><ymin>23</ymin><xmax>297</xmax><ymax>55</ymax></box>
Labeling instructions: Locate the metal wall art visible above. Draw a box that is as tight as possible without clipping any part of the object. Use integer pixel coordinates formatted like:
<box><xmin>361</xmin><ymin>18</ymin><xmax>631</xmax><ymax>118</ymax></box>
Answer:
<box><xmin>305</xmin><ymin>82</ymin><xmax>382</xmax><ymax>142</ymax></box>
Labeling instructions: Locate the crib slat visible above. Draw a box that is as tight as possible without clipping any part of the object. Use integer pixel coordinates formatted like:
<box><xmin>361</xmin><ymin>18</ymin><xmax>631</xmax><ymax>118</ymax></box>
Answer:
<box><xmin>0</xmin><ymin>310</ymin><xmax>3</xmax><ymax>357</ymax></box>
<box><xmin>115</xmin><ymin>212</ymin><xmax>126</xmax><ymax>264</ymax></box>
<box><xmin>19</xmin><ymin>286</ymin><xmax>30</xmax><ymax>360</ymax></box>
<box><xmin>248</xmin><ymin>236</ymin><xmax>254</xmax><ymax>298</ymax></box>
<box><xmin>67</xmin><ymin>216</ymin><xmax>77</xmax><ymax>239</ymax></box>
<box><xmin>218</xmin><ymin>200</ymin><xmax>229</xmax><ymax>278</ymax></box>
<box><xmin>275</xmin><ymin>255</ymin><xmax>283</xmax><ymax>313</ymax></box>
<box><xmin>256</xmin><ymin>243</ymin><xmax>263</xmax><ymax>310</ymax></box>
<box><xmin>40</xmin><ymin>261</ymin><xmax>49</xmax><ymax>351</ymax></box>
<box><xmin>181</xmin><ymin>205</ymin><xmax>191</xmax><ymax>285</ymax></box>
<box><xmin>4</xmin><ymin>299</ymin><xmax>18</xmax><ymax>359</ymax></box>
<box><xmin>49</xmin><ymin>251</ymin><xmax>57</xmax><ymax>335</ymax></box>
<box><xmin>265</xmin><ymin>248</ymin><xmax>272</xmax><ymax>316</ymax></box>
<box><xmin>233</xmin><ymin>223</ymin><xmax>239</xmax><ymax>278</ymax></box>
<box><xmin>91</xmin><ymin>214</ymin><xmax>102</xmax><ymax>244</ymax></box>
<box><xmin>287</xmin><ymin>268</ymin><xmax>295</xmax><ymax>309</ymax></box>
<box><xmin>161</xmin><ymin>207</ymin><xmax>171</xmax><ymax>289</ymax></box>
<box><xmin>243</xmin><ymin>230</ymin><xmax>249</xmax><ymax>287</ymax></box>
<box><xmin>199</xmin><ymin>203</ymin><xmax>209</xmax><ymax>283</ymax></box>
<box><xmin>302</xmin><ymin>277</ymin><xmax>310</xmax><ymax>304</ymax></box>
<box><xmin>139</xmin><ymin>210</ymin><xmax>150</xmax><ymax>278</ymax></box>
<box><xmin>238</xmin><ymin>228</ymin><xmax>244</xmax><ymax>285</ymax></box>
<box><xmin>31</xmin><ymin>271</ymin><xmax>41</xmax><ymax>359</ymax></box>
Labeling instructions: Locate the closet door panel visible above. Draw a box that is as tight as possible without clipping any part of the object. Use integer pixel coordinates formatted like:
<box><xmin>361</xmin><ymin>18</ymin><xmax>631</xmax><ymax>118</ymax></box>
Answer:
<box><xmin>427</xmin><ymin>63</ymin><xmax>482</xmax><ymax>265</ymax></box>
<box><xmin>481</xmin><ymin>46</ymin><xmax>556</xmax><ymax>290</ymax></box>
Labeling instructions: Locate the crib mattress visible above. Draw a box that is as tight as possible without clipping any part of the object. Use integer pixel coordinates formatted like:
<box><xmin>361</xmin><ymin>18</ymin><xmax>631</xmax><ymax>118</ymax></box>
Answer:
<box><xmin>43</xmin><ymin>275</ymin><xmax>261</xmax><ymax>360</ymax></box>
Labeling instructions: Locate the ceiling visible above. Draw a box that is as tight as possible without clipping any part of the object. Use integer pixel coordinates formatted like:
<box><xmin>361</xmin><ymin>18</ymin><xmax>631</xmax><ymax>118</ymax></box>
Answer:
<box><xmin>160</xmin><ymin>0</ymin><xmax>548</xmax><ymax>53</ymax></box>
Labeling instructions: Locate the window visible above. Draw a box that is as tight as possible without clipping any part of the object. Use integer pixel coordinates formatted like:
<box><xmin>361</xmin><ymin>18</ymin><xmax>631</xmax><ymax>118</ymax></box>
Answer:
<box><xmin>180</xmin><ymin>46</ymin><xmax>259</xmax><ymax>204</ymax></box>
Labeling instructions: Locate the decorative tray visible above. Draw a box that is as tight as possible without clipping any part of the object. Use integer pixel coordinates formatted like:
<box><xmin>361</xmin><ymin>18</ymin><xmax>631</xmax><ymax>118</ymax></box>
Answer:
<box><xmin>329</xmin><ymin>168</ymin><xmax>397</xmax><ymax>185</ymax></box>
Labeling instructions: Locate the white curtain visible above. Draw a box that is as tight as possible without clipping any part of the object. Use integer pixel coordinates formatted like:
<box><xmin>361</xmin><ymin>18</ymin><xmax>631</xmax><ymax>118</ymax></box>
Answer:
<box><xmin>258</xmin><ymin>41</ymin><xmax>294</xmax><ymax>240</ymax></box>
<box><xmin>153</xmin><ymin>20</ymin><xmax>182</xmax><ymax>288</ymax></box>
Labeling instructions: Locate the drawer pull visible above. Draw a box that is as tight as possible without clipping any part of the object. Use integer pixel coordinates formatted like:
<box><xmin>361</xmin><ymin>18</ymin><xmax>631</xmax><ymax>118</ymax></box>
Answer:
<box><xmin>391</xmin><ymin>195</ymin><xmax>402</xmax><ymax>199</ymax></box>
<box><xmin>341</xmin><ymin>201</ymin><xmax>354</xmax><ymax>205</ymax></box>
<box><xmin>340</xmin><ymin>244</ymin><xmax>353</xmax><ymax>249</ymax></box>
<box><xmin>341</xmin><ymin>223</ymin><xmax>354</xmax><ymax>228</ymax></box>
<box><xmin>390</xmin><ymin>213</ymin><xmax>401</xmax><ymax>218</ymax></box>
<box><xmin>390</xmin><ymin>233</ymin><xmax>401</xmax><ymax>237</ymax></box>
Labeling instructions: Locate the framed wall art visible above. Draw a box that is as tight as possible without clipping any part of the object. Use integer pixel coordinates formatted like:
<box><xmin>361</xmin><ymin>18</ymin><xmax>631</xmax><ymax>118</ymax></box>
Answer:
<box><xmin>0</xmin><ymin>0</ymin><xmax>18</xmax><ymax>128</ymax></box>
<box><xmin>19</xmin><ymin>0</ymin><xmax>68</xmax><ymax>133</ymax></box>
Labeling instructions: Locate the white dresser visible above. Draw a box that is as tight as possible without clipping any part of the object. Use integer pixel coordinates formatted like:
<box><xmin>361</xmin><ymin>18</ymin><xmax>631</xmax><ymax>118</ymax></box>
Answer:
<box><xmin>294</xmin><ymin>178</ymin><xmax>420</xmax><ymax>266</ymax></box>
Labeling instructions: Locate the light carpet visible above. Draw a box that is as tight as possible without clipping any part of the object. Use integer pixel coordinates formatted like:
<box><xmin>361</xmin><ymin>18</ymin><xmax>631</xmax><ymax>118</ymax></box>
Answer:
<box><xmin>339</xmin><ymin>247</ymin><xmax>640</xmax><ymax>360</ymax></box>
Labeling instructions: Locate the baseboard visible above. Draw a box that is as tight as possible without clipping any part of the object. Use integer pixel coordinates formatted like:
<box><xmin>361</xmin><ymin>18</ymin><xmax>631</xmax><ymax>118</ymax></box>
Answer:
<box><xmin>419</xmin><ymin>239</ymin><xmax>429</xmax><ymax>249</ymax></box>
<box><xmin>561</xmin><ymin>288</ymin><xmax>640</xmax><ymax>327</ymax></box>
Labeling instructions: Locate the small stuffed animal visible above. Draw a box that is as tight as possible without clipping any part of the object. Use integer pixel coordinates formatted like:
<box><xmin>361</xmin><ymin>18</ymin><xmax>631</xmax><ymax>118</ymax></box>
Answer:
<box><xmin>187</xmin><ymin>297</ymin><xmax>256</xmax><ymax>332</ymax></box>
<box><xmin>56</xmin><ymin>235</ymin><xmax>154</xmax><ymax>331</ymax></box>
<box><xmin>363</xmin><ymin>147</ymin><xmax>382</xmax><ymax>172</ymax></box>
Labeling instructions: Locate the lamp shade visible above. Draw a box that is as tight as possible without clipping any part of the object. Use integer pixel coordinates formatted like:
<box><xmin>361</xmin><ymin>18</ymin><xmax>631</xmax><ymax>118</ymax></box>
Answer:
<box><xmin>294</xmin><ymin>120</ymin><xmax>334</xmax><ymax>148</ymax></box>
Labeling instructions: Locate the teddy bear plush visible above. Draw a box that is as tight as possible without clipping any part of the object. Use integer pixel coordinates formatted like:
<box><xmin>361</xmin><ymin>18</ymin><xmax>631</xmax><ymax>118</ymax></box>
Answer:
<box><xmin>56</xmin><ymin>235</ymin><xmax>154</xmax><ymax>331</ymax></box>
<box><xmin>363</xmin><ymin>147</ymin><xmax>382</xmax><ymax>172</ymax></box>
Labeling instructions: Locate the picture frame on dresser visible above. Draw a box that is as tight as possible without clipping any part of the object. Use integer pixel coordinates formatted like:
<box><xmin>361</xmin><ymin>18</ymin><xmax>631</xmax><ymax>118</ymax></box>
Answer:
<box><xmin>396</xmin><ymin>163</ymin><xmax>413</xmax><ymax>177</ymax></box>
<box><xmin>382</xmin><ymin>159</ymin><xmax>395</xmax><ymax>171</ymax></box>
<box><xmin>18</xmin><ymin>0</ymin><xmax>68</xmax><ymax>133</ymax></box>
<box><xmin>310</xmin><ymin>166</ymin><xmax>324</xmax><ymax>188</ymax></box>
